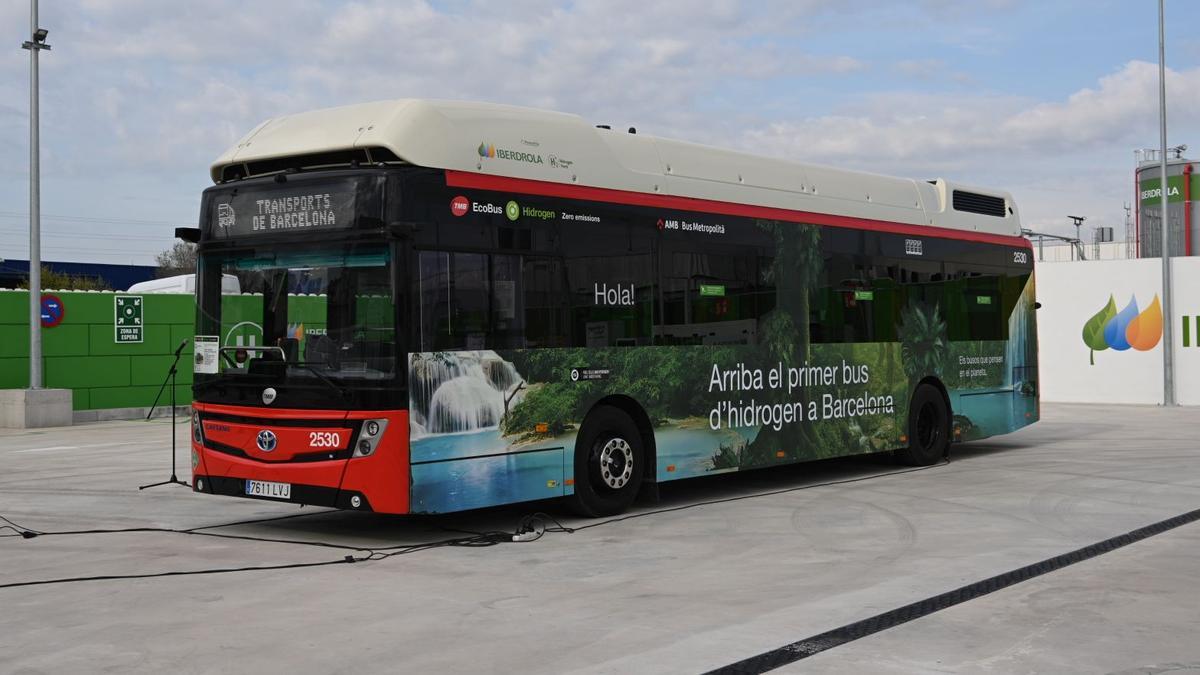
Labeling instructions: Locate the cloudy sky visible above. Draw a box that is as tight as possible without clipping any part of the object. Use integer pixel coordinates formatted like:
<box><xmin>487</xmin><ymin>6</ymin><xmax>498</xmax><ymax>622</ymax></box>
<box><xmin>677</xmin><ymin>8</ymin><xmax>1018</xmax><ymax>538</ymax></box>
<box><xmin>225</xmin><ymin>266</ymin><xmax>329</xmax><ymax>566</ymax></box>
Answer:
<box><xmin>1</xmin><ymin>0</ymin><xmax>1198</xmax><ymax>266</ymax></box>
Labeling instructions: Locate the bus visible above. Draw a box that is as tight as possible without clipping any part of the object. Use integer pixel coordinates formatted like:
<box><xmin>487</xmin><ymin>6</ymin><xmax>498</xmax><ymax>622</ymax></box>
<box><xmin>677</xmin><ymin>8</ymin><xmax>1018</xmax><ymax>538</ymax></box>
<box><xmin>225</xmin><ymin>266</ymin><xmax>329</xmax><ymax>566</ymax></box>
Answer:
<box><xmin>185</xmin><ymin>99</ymin><xmax>1038</xmax><ymax>517</ymax></box>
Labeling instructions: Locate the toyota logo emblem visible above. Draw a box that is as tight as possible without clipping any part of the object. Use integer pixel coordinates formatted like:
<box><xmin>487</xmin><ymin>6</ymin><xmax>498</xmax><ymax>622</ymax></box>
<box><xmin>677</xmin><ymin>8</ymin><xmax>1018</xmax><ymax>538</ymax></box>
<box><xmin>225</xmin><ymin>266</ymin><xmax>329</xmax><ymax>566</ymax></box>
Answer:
<box><xmin>256</xmin><ymin>430</ymin><xmax>277</xmax><ymax>452</ymax></box>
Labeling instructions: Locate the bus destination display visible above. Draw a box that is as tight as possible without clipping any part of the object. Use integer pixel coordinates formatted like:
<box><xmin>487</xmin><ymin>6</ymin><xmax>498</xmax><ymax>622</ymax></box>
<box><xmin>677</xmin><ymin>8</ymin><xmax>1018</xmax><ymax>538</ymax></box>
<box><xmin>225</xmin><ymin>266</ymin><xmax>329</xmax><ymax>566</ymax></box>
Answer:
<box><xmin>208</xmin><ymin>181</ymin><xmax>357</xmax><ymax>237</ymax></box>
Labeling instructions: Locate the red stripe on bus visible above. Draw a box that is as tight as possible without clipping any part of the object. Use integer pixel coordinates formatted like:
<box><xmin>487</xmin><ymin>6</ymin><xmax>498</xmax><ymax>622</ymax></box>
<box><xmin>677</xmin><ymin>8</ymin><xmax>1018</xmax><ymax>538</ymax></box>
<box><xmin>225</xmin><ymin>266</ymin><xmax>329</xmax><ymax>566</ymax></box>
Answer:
<box><xmin>445</xmin><ymin>170</ymin><xmax>1033</xmax><ymax>249</ymax></box>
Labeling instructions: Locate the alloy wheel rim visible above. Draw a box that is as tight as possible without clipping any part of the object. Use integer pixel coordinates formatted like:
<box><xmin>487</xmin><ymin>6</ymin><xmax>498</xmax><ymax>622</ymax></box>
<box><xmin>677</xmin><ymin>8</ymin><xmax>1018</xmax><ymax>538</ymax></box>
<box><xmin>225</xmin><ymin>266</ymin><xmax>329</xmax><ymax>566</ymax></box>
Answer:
<box><xmin>594</xmin><ymin>437</ymin><xmax>634</xmax><ymax>490</ymax></box>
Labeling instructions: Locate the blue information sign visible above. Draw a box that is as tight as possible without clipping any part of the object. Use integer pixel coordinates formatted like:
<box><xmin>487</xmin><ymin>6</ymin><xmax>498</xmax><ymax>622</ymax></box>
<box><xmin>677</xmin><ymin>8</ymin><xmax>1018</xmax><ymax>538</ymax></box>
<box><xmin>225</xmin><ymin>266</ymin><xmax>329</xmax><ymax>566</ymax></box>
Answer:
<box><xmin>40</xmin><ymin>295</ymin><xmax>65</xmax><ymax>328</ymax></box>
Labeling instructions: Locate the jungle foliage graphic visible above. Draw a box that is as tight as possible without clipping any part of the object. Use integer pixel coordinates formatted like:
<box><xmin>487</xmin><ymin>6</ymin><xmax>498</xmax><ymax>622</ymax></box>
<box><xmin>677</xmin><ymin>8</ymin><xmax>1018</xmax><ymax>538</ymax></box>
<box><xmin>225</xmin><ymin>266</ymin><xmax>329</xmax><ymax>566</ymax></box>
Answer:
<box><xmin>409</xmin><ymin>219</ymin><xmax>1038</xmax><ymax>491</ymax></box>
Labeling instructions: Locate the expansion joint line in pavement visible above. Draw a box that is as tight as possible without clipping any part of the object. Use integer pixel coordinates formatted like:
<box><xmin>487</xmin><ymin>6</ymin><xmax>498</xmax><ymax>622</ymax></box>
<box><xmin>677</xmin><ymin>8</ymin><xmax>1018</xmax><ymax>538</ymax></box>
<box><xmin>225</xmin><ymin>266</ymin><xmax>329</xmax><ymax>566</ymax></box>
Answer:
<box><xmin>706</xmin><ymin>506</ymin><xmax>1200</xmax><ymax>675</ymax></box>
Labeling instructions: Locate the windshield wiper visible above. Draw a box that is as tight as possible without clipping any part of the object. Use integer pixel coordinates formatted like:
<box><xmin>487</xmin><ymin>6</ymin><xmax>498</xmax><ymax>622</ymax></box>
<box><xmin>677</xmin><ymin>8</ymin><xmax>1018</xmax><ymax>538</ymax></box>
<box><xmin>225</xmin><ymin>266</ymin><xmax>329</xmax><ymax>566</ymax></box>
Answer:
<box><xmin>287</xmin><ymin>362</ymin><xmax>347</xmax><ymax>399</ymax></box>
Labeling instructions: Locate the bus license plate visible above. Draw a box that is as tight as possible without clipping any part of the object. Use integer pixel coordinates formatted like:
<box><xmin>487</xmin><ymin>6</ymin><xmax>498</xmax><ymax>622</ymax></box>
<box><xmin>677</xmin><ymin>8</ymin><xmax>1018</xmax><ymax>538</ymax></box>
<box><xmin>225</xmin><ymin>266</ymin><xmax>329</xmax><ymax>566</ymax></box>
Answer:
<box><xmin>245</xmin><ymin>479</ymin><xmax>291</xmax><ymax>499</ymax></box>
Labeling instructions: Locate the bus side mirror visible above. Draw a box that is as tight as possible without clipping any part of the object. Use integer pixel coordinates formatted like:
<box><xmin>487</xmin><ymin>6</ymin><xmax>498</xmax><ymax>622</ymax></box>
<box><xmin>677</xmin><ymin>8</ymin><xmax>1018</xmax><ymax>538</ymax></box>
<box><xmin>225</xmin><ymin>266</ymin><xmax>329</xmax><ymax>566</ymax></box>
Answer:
<box><xmin>176</xmin><ymin>227</ymin><xmax>201</xmax><ymax>243</ymax></box>
<box><xmin>1034</xmin><ymin>302</ymin><xmax>1042</xmax><ymax>310</ymax></box>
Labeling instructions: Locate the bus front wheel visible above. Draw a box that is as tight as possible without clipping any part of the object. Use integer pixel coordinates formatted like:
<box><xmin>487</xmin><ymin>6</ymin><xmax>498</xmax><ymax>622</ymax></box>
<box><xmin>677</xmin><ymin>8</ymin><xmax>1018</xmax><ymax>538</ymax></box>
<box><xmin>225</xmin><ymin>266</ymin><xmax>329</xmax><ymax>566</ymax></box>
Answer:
<box><xmin>568</xmin><ymin>406</ymin><xmax>645</xmax><ymax>517</ymax></box>
<box><xmin>896</xmin><ymin>384</ymin><xmax>949</xmax><ymax>466</ymax></box>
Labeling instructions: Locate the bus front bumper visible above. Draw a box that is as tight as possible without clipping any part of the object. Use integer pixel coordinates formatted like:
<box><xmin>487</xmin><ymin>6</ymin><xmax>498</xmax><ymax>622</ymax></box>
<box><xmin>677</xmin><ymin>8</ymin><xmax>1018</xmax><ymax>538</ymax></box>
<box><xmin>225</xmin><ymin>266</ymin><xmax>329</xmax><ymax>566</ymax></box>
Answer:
<box><xmin>190</xmin><ymin>403</ymin><xmax>410</xmax><ymax>514</ymax></box>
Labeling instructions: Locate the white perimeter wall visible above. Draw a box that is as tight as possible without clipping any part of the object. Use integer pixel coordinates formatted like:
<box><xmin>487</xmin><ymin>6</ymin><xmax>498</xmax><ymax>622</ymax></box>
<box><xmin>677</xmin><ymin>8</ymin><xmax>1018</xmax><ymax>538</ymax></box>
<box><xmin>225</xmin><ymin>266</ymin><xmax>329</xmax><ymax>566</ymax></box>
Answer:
<box><xmin>1037</xmin><ymin>257</ymin><xmax>1200</xmax><ymax>405</ymax></box>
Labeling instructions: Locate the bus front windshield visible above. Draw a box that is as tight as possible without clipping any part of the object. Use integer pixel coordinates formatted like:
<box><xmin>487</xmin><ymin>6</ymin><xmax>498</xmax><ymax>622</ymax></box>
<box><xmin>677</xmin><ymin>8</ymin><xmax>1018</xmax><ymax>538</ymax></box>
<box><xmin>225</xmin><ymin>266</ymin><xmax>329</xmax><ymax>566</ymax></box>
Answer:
<box><xmin>197</xmin><ymin>244</ymin><xmax>397</xmax><ymax>383</ymax></box>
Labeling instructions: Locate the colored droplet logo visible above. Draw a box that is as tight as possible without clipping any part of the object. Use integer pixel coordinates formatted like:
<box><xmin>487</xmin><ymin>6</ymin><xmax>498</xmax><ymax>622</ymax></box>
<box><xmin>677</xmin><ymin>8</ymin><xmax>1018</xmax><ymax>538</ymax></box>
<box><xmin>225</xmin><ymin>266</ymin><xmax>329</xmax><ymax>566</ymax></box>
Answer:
<box><xmin>1103</xmin><ymin>296</ymin><xmax>1138</xmax><ymax>351</ymax></box>
<box><xmin>477</xmin><ymin>142</ymin><xmax>496</xmax><ymax>158</ymax></box>
<box><xmin>1081</xmin><ymin>293</ymin><xmax>1163</xmax><ymax>364</ymax></box>
<box><xmin>1126</xmin><ymin>294</ymin><xmax>1162</xmax><ymax>351</ymax></box>
<box><xmin>1081</xmin><ymin>295</ymin><xmax>1116</xmax><ymax>365</ymax></box>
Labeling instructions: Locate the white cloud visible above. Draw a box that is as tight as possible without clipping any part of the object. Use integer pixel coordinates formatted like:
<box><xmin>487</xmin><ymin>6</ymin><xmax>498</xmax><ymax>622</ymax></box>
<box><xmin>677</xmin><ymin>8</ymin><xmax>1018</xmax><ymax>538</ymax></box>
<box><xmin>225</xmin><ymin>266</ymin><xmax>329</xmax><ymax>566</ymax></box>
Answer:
<box><xmin>734</xmin><ymin>60</ymin><xmax>1200</xmax><ymax>237</ymax></box>
<box><xmin>743</xmin><ymin>61</ymin><xmax>1200</xmax><ymax>163</ymax></box>
<box><xmin>0</xmin><ymin>0</ymin><xmax>1188</xmax><ymax>262</ymax></box>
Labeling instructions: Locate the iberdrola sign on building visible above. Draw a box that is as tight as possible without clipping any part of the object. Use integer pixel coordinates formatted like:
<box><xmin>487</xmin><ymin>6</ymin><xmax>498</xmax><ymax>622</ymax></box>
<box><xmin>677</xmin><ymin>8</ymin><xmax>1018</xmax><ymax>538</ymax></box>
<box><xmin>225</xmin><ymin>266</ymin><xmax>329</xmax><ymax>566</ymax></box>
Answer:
<box><xmin>1139</xmin><ymin>174</ymin><xmax>1200</xmax><ymax>204</ymax></box>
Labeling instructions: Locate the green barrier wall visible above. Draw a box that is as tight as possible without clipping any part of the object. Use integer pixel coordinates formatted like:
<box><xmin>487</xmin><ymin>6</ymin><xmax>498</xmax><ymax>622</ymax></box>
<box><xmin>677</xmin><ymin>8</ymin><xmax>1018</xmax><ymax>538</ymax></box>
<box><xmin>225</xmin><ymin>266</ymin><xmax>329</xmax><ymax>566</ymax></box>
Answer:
<box><xmin>0</xmin><ymin>291</ymin><xmax>197</xmax><ymax>410</ymax></box>
<box><xmin>0</xmin><ymin>290</ymin><xmax>338</xmax><ymax>411</ymax></box>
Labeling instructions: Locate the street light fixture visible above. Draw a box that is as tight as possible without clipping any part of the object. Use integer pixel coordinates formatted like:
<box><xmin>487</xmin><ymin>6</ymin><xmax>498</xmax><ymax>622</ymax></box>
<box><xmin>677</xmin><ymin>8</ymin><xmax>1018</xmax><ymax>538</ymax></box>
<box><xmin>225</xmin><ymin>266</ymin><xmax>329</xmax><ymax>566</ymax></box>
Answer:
<box><xmin>20</xmin><ymin>1</ymin><xmax>49</xmax><ymax>389</ymax></box>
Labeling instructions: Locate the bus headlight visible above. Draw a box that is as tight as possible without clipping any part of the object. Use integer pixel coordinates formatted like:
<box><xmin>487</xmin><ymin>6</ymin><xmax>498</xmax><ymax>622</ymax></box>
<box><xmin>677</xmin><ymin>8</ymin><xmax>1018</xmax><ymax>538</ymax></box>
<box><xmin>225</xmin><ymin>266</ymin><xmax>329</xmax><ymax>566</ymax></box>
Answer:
<box><xmin>353</xmin><ymin>418</ymin><xmax>388</xmax><ymax>457</ymax></box>
<box><xmin>192</xmin><ymin>412</ymin><xmax>204</xmax><ymax>444</ymax></box>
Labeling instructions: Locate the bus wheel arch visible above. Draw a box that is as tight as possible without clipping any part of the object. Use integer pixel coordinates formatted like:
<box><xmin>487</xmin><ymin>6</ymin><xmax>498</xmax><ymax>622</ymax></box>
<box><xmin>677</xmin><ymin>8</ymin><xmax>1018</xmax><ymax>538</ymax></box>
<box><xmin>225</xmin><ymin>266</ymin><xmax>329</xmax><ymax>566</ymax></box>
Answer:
<box><xmin>567</xmin><ymin>397</ymin><xmax>655</xmax><ymax>517</ymax></box>
<box><xmin>896</xmin><ymin>377</ymin><xmax>951</xmax><ymax>466</ymax></box>
<box><xmin>916</xmin><ymin>376</ymin><xmax>952</xmax><ymax>418</ymax></box>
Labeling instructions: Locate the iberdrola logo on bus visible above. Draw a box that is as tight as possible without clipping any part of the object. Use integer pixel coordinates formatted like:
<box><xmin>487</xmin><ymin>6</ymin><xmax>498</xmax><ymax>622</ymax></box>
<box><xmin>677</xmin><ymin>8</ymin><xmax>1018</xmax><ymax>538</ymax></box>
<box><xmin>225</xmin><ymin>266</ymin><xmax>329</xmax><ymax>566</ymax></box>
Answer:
<box><xmin>478</xmin><ymin>141</ymin><xmax>543</xmax><ymax>165</ymax></box>
<box><xmin>1081</xmin><ymin>293</ymin><xmax>1163</xmax><ymax>365</ymax></box>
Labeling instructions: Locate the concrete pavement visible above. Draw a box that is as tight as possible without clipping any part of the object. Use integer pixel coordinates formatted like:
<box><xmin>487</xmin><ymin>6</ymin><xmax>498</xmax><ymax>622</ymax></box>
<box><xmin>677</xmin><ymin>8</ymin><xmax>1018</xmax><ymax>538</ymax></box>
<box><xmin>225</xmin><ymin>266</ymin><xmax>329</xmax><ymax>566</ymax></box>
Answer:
<box><xmin>1</xmin><ymin>403</ymin><xmax>1198</xmax><ymax>673</ymax></box>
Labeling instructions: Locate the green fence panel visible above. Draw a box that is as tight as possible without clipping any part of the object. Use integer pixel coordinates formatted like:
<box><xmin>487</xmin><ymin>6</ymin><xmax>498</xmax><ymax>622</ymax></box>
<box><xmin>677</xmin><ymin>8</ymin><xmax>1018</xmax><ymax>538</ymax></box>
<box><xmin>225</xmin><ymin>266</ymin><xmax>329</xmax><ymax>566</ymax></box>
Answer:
<box><xmin>132</xmin><ymin>354</ymin><xmax>196</xmax><ymax>386</ymax></box>
<box><xmin>0</xmin><ymin>325</ymin><xmax>28</xmax><ymax>358</ymax></box>
<box><xmin>0</xmin><ymin>357</ymin><xmax>28</xmax><ymax>389</ymax></box>
<box><xmin>0</xmin><ymin>290</ymin><xmax>346</xmax><ymax>411</ymax></box>
<box><xmin>46</xmin><ymin>355</ymin><xmax>132</xmax><ymax>388</ymax></box>
<box><xmin>42</xmin><ymin>325</ymin><xmax>91</xmax><ymax>357</ymax></box>
<box><xmin>1</xmin><ymin>290</ymin><xmax>202</xmax><ymax>410</ymax></box>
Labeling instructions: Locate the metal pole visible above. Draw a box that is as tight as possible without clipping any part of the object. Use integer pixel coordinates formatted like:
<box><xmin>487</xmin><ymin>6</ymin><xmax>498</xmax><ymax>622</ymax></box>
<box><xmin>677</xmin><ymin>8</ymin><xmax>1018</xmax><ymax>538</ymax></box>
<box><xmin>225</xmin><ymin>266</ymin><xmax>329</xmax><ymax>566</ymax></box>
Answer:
<box><xmin>27</xmin><ymin>0</ymin><xmax>42</xmax><ymax>389</ymax></box>
<box><xmin>1158</xmin><ymin>0</ymin><xmax>1176</xmax><ymax>406</ymax></box>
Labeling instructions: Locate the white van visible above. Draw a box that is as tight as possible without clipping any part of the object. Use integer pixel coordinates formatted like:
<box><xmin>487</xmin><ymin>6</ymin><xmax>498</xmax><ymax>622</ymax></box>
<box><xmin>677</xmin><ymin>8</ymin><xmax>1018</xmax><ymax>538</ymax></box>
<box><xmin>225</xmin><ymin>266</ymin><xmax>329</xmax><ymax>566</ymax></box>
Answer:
<box><xmin>126</xmin><ymin>273</ymin><xmax>240</xmax><ymax>294</ymax></box>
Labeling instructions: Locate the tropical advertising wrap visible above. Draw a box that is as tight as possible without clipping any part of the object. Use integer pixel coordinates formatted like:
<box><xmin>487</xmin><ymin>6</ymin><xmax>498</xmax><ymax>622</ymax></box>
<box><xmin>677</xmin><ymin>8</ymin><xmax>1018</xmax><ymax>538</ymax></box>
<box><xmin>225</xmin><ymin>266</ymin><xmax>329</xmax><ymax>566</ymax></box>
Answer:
<box><xmin>406</xmin><ymin>206</ymin><xmax>1039</xmax><ymax>513</ymax></box>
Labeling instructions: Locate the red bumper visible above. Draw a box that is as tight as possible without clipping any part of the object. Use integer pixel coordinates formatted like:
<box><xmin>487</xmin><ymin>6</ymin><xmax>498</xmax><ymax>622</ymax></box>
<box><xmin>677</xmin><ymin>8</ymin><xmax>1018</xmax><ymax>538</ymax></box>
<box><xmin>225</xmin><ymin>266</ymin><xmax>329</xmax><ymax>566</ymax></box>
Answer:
<box><xmin>190</xmin><ymin>403</ymin><xmax>410</xmax><ymax>514</ymax></box>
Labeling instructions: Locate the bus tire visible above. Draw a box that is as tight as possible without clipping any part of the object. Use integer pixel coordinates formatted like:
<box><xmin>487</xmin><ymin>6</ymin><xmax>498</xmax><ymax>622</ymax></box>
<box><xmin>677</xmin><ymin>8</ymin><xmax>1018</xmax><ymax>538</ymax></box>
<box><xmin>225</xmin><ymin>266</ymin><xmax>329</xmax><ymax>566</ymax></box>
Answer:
<box><xmin>567</xmin><ymin>405</ymin><xmax>645</xmax><ymax>517</ymax></box>
<box><xmin>896</xmin><ymin>384</ymin><xmax>949</xmax><ymax>466</ymax></box>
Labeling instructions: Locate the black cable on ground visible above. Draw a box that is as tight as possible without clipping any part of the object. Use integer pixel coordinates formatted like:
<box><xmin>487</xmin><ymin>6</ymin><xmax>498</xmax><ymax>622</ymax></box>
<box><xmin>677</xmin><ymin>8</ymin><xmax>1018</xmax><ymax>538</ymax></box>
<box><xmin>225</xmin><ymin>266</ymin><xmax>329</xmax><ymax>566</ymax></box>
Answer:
<box><xmin>0</xmin><ymin>458</ymin><xmax>949</xmax><ymax>590</ymax></box>
<box><xmin>0</xmin><ymin>510</ymin><xmax>581</xmax><ymax>590</ymax></box>
<box><xmin>0</xmin><ymin>557</ymin><xmax>364</xmax><ymax>590</ymax></box>
<box><xmin>3</xmin><ymin>508</ymin><xmax>326</xmax><ymax>539</ymax></box>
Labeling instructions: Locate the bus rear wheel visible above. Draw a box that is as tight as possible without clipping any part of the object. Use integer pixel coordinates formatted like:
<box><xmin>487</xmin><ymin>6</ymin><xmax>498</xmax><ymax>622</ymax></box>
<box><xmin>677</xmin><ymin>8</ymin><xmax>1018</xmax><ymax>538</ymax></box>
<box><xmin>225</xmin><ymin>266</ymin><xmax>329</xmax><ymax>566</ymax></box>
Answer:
<box><xmin>568</xmin><ymin>406</ymin><xmax>644</xmax><ymax>517</ymax></box>
<box><xmin>896</xmin><ymin>384</ymin><xmax>949</xmax><ymax>466</ymax></box>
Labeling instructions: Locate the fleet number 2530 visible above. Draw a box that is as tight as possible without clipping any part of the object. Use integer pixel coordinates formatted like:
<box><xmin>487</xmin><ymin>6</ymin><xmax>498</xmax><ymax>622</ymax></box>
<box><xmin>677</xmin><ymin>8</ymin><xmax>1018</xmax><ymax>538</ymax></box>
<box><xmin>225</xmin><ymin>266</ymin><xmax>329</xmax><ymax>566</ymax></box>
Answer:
<box><xmin>309</xmin><ymin>432</ymin><xmax>341</xmax><ymax>448</ymax></box>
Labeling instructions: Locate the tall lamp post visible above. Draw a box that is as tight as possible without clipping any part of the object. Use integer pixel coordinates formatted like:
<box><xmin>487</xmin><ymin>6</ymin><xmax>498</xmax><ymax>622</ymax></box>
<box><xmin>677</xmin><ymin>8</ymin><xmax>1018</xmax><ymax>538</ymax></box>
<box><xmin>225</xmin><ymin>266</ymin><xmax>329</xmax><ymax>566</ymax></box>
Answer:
<box><xmin>1157</xmin><ymin>0</ymin><xmax>1176</xmax><ymax>406</ymax></box>
<box><xmin>21</xmin><ymin>0</ymin><xmax>49</xmax><ymax>389</ymax></box>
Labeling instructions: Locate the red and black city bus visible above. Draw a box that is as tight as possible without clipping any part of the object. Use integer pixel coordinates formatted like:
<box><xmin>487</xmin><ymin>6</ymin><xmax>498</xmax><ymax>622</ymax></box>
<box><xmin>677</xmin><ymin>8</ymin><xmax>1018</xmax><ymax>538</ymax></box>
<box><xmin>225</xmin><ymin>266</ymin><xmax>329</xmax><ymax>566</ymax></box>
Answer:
<box><xmin>186</xmin><ymin>100</ymin><xmax>1038</xmax><ymax>516</ymax></box>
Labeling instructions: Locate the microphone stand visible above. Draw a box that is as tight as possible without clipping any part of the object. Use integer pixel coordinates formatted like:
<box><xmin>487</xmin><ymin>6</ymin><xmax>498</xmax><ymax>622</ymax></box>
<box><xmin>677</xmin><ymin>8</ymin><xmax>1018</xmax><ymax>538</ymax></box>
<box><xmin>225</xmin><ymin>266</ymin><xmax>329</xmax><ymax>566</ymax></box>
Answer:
<box><xmin>140</xmin><ymin>339</ymin><xmax>191</xmax><ymax>490</ymax></box>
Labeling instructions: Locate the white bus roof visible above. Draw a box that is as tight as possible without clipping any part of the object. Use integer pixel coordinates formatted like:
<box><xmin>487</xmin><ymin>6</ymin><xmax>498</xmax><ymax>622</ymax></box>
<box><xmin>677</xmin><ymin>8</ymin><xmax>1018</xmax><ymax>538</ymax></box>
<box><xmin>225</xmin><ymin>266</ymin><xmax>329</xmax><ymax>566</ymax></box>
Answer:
<box><xmin>212</xmin><ymin>99</ymin><xmax>1022</xmax><ymax>238</ymax></box>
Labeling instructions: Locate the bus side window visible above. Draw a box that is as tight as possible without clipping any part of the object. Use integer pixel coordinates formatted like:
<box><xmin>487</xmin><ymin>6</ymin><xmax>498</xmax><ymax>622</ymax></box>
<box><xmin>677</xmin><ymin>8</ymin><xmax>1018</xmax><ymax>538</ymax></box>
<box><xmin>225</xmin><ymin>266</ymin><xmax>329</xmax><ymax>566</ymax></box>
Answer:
<box><xmin>417</xmin><ymin>250</ymin><xmax>537</xmax><ymax>351</ymax></box>
<box><xmin>490</xmin><ymin>254</ymin><xmax>525</xmax><ymax>350</ymax></box>
<box><xmin>811</xmin><ymin>253</ymin><xmax>884</xmax><ymax>344</ymax></box>
<box><xmin>656</xmin><ymin>247</ymin><xmax>762</xmax><ymax>345</ymax></box>
<box><xmin>894</xmin><ymin>258</ymin><xmax>946</xmax><ymax>334</ymax></box>
<box><xmin>944</xmin><ymin>265</ymin><xmax>1006</xmax><ymax>341</ymax></box>
<box><xmin>416</xmin><ymin>251</ymin><xmax>488</xmax><ymax>350</ymax></box>
<box><xmin>524</xmin><ymin>257</ymin><xmax>568</xmax><ymax>348</ymax></box>
<box><xmin>563</xmin><ymin>224</ymin><xmax>653</xmax><ymax>347</ymax></box>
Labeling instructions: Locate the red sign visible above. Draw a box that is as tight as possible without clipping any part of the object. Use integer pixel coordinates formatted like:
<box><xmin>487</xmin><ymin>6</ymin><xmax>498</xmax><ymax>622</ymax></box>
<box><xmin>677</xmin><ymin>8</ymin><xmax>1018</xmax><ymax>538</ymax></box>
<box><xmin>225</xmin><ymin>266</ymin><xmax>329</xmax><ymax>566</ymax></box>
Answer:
<box><xmin>40</xmin><ymin>295</ymin><xmax>65</xmax><ymax>328</ymax></box>
<box><xmin>450</xmin><ymin>195</ymin><xmax>470</xmax><ymax>217</ymax></box>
